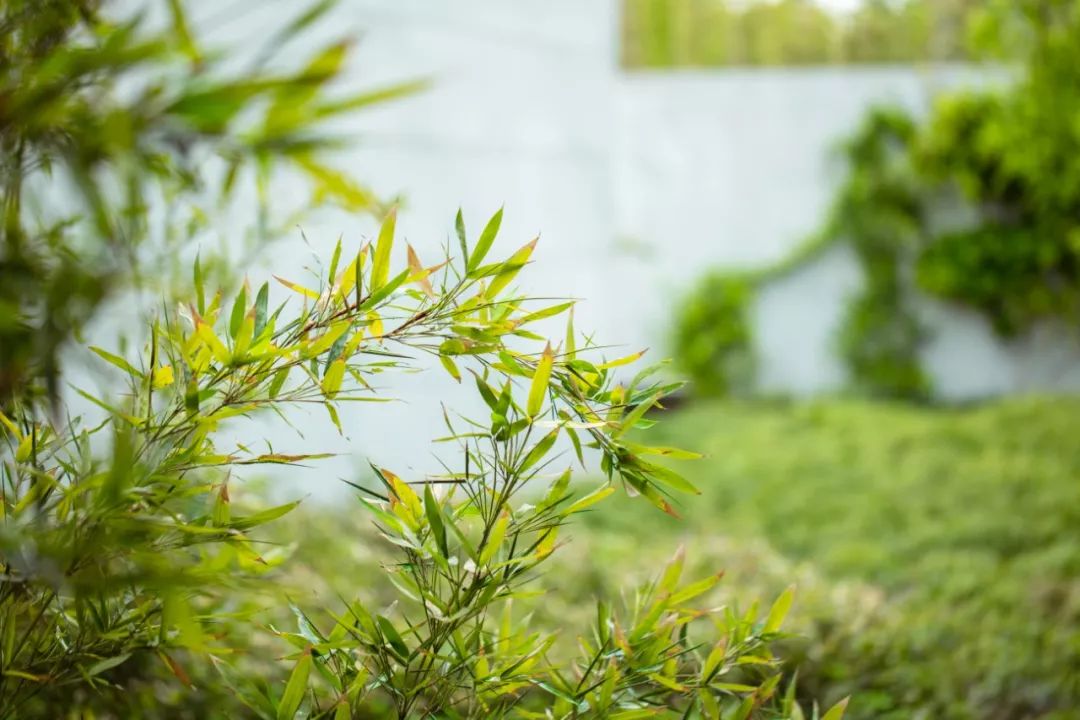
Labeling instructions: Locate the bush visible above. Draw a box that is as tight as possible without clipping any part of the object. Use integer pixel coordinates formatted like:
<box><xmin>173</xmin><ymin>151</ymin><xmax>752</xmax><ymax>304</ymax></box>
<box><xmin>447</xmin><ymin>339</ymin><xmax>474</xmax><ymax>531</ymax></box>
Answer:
<box><xmin>575</xmin><ymin>397</ymin><xmax>1080</xmax><ymax>719</ymax></box>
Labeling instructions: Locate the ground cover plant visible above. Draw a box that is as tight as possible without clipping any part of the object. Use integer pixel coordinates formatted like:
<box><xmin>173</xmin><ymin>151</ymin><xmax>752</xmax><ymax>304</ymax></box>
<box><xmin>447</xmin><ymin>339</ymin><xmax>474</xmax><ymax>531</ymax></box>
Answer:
<box><xmin>569</xmin><ymin>397</ymin><xmax>1080</xmax><ymax>719</ymax></box>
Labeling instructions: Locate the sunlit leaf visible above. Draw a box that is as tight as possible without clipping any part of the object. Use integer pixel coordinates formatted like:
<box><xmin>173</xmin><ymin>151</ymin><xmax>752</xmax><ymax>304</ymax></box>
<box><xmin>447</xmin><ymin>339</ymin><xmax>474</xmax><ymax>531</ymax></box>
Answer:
<box><xmin>371</xmin><ymin>207</ymin><xmax>397</xmax><ymax>291</ymax></box>
<box><xmin>527</xmin><ymin>343</ymin><xmax>554</xmax><ymax>418</ymax></box>
<box><xmin>467</xmin><ymin>206</ymin><xmax>504</xmax><ymax>273</ymax></box>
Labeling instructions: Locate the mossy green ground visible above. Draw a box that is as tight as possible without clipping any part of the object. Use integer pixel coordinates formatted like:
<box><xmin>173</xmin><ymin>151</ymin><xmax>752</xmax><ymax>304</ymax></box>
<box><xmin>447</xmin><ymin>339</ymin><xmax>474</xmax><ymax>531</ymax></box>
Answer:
<box><xmin>571</xmin><ymin>397</ymin><xmax>1080</xmax><ymax>719</ymax></box>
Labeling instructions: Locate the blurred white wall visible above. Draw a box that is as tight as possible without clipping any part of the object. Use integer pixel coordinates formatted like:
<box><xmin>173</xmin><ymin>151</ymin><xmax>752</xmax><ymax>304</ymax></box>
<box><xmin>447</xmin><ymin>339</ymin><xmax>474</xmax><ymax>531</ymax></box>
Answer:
<box><xmin>172</xmin><ymin>0</ymin><xmax>1080</xmax><ymax>496</ymax></box>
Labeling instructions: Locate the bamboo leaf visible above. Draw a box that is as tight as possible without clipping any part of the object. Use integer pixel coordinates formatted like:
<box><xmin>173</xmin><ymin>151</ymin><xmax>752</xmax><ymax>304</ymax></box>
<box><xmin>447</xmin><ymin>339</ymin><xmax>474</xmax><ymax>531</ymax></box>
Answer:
<box><xmin>821</xmin><ymin>698</ymin><xmax>850</xmax><ymax>720</ymax></box>
<box><xmin>486</xmin><ymin>237</ymin><xmax>537</xmax><ymax>299</ymax></box>
<box><xmin>668</xmin><ymin>573</ymin><xmax>722</xmax><ymax>605</ymax></box>
<box><xmin>439</xmin><ymin>355</ymin><xmax>461</xmax><ymax>382</ymax></box>
<box><xmin>254</xmin><ymin>282</ymin><xmax>269</xmax><ymax>338</ymax></box>
<box><xmin>229</xmin><ymin>285</ymin><xmax>246</xmax><ymax>340</ymax></box>
<box><xmin>274</xmin><ymin>275</ymin><xmax>319</xmax><ymax>300</ymax></box>
<box><xmin>86</xmin><ymin>653</ymin><xmax>132</xmax><ymax>678</ymax></box>
<box><xmin>89</xmin><ymin>347</ymin><xmax>143</xmax><ymax>377</ymax></box>
<box><xmin>467</xmin><ymin>206</ymin><xmax>503</xmax><ymax>273</ymax></box>
<box><xmin>195</xmin><ymin>323</ymin><xmax>231</xmax><ymax>365</ymax></box>
<box><xmin>527</xmin><ymin>343</ymin><xmax>554</xmax><ymax>418</ymax></box>
<box><xmin>455</xmin><ymin>208</ymin><xmax>468</xmax><ymax>266</ymax></box>
<box><xmin>479</xmin><ymin>511</ymin><xmax>509</xmax><ymax>564</ymax></box>
<box><xmin>371</xmin><ymin>207</ymin><xmax>397</xmax><ymax>291</ymax></box>
<box><xmin>764</xmin><ymin>585</ymin><xmax>795</xmax><ymax>634</ymax></box>
<box><xmin>322</xmin><ymin>359</ymin><xmax>346</xmax><ymax>398</ymax></box>
<box><xmin>615</xmin><ymin>392</ymin><xmax>661</xmax><ymax>438</ymax></box>
<box><xmin>521</xmin><ymin>428</ymin><xmax>559</xmax><ymax>471</ymax></box>
<box><xmin>277</xmin><ymin>651</ymin><xmax>312</xmax><ymax>720</ymax></box>
<box><xmin>564</xmin><ymin>484</ymin><xmax>615</xmax><ymax>515</ymax></box>
<box><xmin>424</xmin><ymin>485</ymin><xmax>449</xmax><ymax>558</ymax></box>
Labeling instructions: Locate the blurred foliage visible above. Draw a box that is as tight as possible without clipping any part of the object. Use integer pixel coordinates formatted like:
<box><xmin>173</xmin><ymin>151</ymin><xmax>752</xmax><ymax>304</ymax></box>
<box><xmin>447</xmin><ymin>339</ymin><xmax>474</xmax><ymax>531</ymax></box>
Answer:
<box><xmin>672</xmin><ymin>273</ymin><xmax>756</xmax><ymax>398</ymax></box>
<box><xmin>573</xmin><ymin>396</ymin><xmax>1080</xmax><ymax>719</ymax></box>
<box><xmin>0</xmin><ymin>2</ymin><xmax>835</xmax><ymax>718</ymax></box>
<box><xmin>622</xmin><ymin>0</ymin><xmax>984</xmax><ymax>68</ymax></box>
<box><xmin>817</xmin><ymin>109</ymin><xmax>930</xmax><ymax>401</ymax></box>
<box><xmin>676</xmin><ymin>0</ymin><xmax>1080</xmax><ymax>400</ymax></box>
<box><xmin>0</xmin><ymin>0</ymin><xmax>421</xmax><ymax>409</ymax></box>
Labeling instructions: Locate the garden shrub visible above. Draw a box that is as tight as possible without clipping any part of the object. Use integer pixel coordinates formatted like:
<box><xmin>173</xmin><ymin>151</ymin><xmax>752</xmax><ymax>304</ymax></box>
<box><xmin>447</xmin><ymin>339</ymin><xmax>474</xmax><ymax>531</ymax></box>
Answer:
<box><xmin>672</xmin><ymin>273</ymin><xmax>756</xmax><ymax>398</ymax></box>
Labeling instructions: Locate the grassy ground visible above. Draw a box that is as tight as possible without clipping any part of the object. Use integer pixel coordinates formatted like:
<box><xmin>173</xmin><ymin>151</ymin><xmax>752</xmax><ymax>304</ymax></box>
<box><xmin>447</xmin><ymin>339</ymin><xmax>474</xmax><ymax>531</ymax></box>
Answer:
<box><xmin>573</xmin><ymin>396</ymin><xmax>1080</xmax><ymax>719</ymax></box>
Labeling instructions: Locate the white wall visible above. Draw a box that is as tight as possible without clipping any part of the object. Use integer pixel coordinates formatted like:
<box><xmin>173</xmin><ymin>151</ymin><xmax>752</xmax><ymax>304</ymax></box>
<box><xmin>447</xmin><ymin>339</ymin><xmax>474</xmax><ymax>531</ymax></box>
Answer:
<box><xmin>172</xmin><ymin>1</ymin><xmax>1080</xmax><ymax>496</ymax></box>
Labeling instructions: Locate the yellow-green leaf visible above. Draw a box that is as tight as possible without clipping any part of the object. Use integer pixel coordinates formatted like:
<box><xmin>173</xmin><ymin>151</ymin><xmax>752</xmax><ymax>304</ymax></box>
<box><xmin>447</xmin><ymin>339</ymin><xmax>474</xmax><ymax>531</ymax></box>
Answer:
<box><xmin>322</xmin><ymin>359</ymin><xmax>346</xmax><ymax>398</ymax></box>
<box><xmin>274</xmin><ymin>275</ymin><xmax>319</xmax><ymax>300</ymax></box>
<box><xmin>195</xmin><ymin>322</ymin><xmax>231</xmax><ymax>365</ymax></box>
<box><xmin>764</xmin><ymin>585</ymin><xmax>795</xmax><ymax>634</ymax></box>
<box><xmin>668</xmin><ymin>573</ymin><xmax>722</xmax><ymax>605</ymax></box>
<box><xmin>597</xmin><ymin>350</ymin><xmax>646</xmax><ymax>370</ymax></box>
<box><xmin>486</xmin><ymin>237</ymin><xmax>537</xmax><ymax>299</ymax></box>
<box><xmin>467</xmin><ymin>206</ymin><xmax>503</xmax><ymax>273</ymax></box>
<box><xmin>89</xmin><ymin>347</ymin><xmax>143</xmax><ymax>377</ymax></box>
<box><xmin>479</xmin><ymin>511</ymin><xmax>509</xmax><ymax>564</ymax></box>
<box><xmin>371</xmin><ymin>207</ymin><xmax>397</xmax><ymax>291</ymax></box>
<box><xmin>821</xmin><ymin>697</ymin><xmax>850</xmax><ymax>720</ymax></box>
<box><xmin>439</xmin><ymin>355</ymin><xmax>461</xmax><ymax>382</ymax></box>
<box><xmin>527</xmin><ymin>343</ymin><xmax>554</xmax><ymax>418</ymax></box>
<box><xmin>564</xmin><ymin>484</ymin><xmax>615</xmax><ymax>515</ymax></box>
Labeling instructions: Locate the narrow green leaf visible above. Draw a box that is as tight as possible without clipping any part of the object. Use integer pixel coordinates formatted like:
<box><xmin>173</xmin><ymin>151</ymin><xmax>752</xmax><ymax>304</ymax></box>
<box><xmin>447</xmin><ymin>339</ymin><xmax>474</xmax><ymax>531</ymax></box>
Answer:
<box><xmin>376</xmin><ymin>616</ymin><xmax>409</xmax><ymax>659</ymax></box>
<box><xmin>166</xmin><ymin>0</ymin><xmax>201</xmax><ymax>63</ymax></box>
<box><xmin>328</xmin><ymin>235</ymin><xmax>343</xmax><ymax>285</ymax></box>
<box><xmin>424</xmin><ymin>485</ymin><xmax>449</xmax><ymax>558</ymax></box>
<box><xmin>479</xmin><ymin>512</ymin><xmax>509</xmax><ymax>564</ymax></box>
<box><xmin>322</xmin><ymin>359</ymin><xmax>346</xmax><ymax>398</ymax></box>
<box><xmin>269</xmin><ymin>367</ymin><xmax>290</xmax><ymax>398</ymax></box>
<box><xmin>527</xmin><ymin>343</ymin><xmax>554</xmax><ymax>418</ymax></box>
<box><xmin>486</xmin><ymin>237</ymin><xmax>537</xmax><ymax>299</ymax></box>
<box><xmin>638</xmin><ymin>459</ymin><xmax>700</xmax><ymax>495</ymax></box>
<box><xmin>660</xmin><ymin>545</ymin><xmax>685</xmax><ymax>592</ymax></box>
<box><xmin>668</xmin><ymin>573</ymin><xmax>722</xmax><ymax>605</ymax></box>
<box><xmin>764</xmin><ymin>585</ymin><xmax>795</xmax><ymax>634</ymax></box>
<box><xmin>439</xmin><ymin>355</ymin><xmax>461</xmax><ymax>382</ymax></box>
<box><xmin>194</xmin><ymin>254</ymin><xmax>205</xmax><ymax>315</ymax></box>
<box><xmin>371</xmin><ymin>207</ymin><xmax>397</xmax><ymax>291</ymax></box>
<box><xmin>230</xmin><ymin>500</ymin><xmax>302</xmax><ymax>531</ymax></box>
<box><xmin>521</xmin><ymin>428</ymin><xmax>559</xmax><ymax>471</ymax></box>
<box><xmin>467</xmin><ymin>206</ymin><xmax>503</xmax><ymax>273</ymax></box>
<box><xmin>615</xmin><ymin>392</ymin><xmax>661</xmax><ymax>438</ymax></box>
<box><xmin>277</xmin><ymin>651</ymin><xmax>312</xmax><ymax>720</ymax></box>
<box><xmin>254</xmin><ymin>282</ymin><xmax>269</xmax><ymax>338</ymax></box>
<box><xmin>229</xmin><ymin>285</ymin><xmax>246</xmax><ymax>340</ymax></box>
<box><xmin>89</xmin><ymin>347</ymin><xmax>143</xmax><ymax>378</ymax></box>
<box><xmin>455</xmin><ymin>208</ymin><xmax>468</xmax><ymax>268</ymax></box>
<box><xmin>564</xmin><ymin>484</ymin><xmax>615</xmax><ymax>515</ymax></box>
<box><xmin>821</xmin><ymin>697</ymin><xmax>850</xmax><ymax>720</ymax></box>
<box><xmin>86</xmin><ymin>653</ymin><xmax>132</xmax><ymax>678</ymax></box>
<box><xmin>357</xmin><ymin>268</ymin><xmax>409</xmax><ymax>312</ymax></box>
<box><xmin>517</xmin><ymin>301</ymin><xmax>574</xmax><ymax>327</ymax></box>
